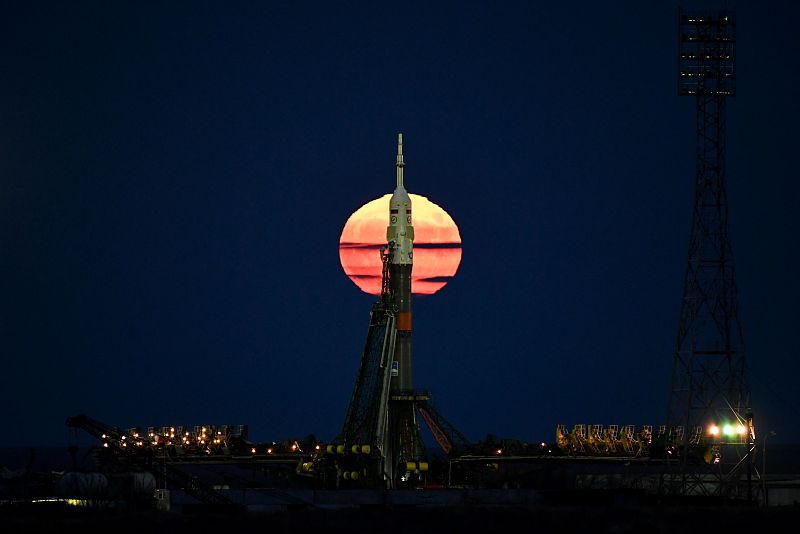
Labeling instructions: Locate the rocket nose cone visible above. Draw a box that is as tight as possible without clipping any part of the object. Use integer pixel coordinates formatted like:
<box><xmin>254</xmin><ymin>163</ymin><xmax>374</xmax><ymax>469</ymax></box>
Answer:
<box><xmin>391</xmin><ymin>187</ymin><xmax>410</xmax><ymax>204</ymax></box>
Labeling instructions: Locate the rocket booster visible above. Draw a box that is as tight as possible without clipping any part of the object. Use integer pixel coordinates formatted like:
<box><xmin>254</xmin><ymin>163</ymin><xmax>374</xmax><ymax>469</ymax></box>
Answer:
<box><xmin>387</xmin><ymin>133</ymin><xmax>414</xmax><ymax>390</ymax></box>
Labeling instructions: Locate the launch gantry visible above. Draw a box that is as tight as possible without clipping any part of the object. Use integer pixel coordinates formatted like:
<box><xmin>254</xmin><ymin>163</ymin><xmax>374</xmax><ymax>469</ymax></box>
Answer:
<box><xmin>331</xmin><ymin>134</ymin><xmax>470</xmax><ymax>489</ymax></box>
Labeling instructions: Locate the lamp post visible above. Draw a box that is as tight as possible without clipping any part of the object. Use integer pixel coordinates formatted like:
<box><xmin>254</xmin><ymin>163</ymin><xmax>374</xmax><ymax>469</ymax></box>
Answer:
<box><xmin>763</xmin><ymin>430</ymin><xmax>776</xmax><ymax>506</ymax></box>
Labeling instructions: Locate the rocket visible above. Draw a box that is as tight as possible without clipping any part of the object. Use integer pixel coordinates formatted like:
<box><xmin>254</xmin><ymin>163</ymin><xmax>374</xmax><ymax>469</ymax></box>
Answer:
<box><xmin>387</xmin><ymin>133</ymin><xmax>414</xmax><ymax>391</ymax></box>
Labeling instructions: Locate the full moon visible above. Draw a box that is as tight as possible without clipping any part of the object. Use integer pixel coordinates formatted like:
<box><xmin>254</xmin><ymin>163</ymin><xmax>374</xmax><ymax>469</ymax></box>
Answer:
<box><xmin>339</xmin><ymin>194</ymin><xmax>462</xmax><ymax>295</ymax></box>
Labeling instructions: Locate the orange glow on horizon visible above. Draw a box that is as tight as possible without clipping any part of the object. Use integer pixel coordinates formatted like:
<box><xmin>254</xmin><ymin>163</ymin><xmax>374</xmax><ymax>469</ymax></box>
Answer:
<box><xmin>339</xmin><ymin>194</ymin><xmax>462</xmax><ymax>295</ymax></box>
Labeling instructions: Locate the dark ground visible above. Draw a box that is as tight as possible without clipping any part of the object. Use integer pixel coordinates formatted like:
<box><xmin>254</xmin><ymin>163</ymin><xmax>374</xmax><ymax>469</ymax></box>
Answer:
<box><xmin>4</xmin><ymin>446</ymin><xmax>800</xmax><ymax>532</ymax></box>
<box><xmin>2</xmin><ymin>502</ymin><xmax>799</xmax><ymax>534</ymax></box>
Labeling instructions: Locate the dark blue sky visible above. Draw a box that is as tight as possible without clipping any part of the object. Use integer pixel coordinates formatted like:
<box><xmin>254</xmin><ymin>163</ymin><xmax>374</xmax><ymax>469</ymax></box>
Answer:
<box><xmin>2</xmin><ymin>1</ymin><xmax>799</xmax><ymax>448</ymax></box>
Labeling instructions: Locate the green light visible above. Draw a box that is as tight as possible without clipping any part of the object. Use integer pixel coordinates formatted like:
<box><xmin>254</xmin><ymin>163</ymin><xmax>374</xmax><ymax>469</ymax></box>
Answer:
<box><xmin>722</xmin><ymin>424</ymin><xmax>734</xmax><ymax>436</ymax></box>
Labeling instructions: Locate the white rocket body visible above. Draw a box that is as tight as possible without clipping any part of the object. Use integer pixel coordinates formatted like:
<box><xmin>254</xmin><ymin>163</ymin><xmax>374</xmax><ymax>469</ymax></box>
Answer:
<box><xmin>387</xmin><ymin>133</ymin><xmax>414</xmax><ymax>389</ymax></box>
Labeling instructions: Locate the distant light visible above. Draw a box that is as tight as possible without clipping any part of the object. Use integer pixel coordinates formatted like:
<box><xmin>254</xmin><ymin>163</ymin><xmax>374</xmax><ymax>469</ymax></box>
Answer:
<box><xmin>496</xmin><ymin>449</ymin><xmax>503</xmax><ymax>455</ymax></box>
<box><xmin>723</xmin><ymin>424</ymin><xmax>735</xmax><ymax>436</ymax></box>
<box><xmin>736</xmin><ymin>424</ymin><xmax>747</xmax><ymax>435</ymax></box>
<box><xmin>267</xmin><ymin>448</ymin><xmax>273</xmax><ymax>454</ymax></box>
<box><xmin>251</xmin><ymin>447</ymin><xmax>256</xmax><ymax>454</ymax></box>
<box><xmin>709</xmin><ymin>425</ymin><xmax>720</xmax><ymax>436</ymax></box>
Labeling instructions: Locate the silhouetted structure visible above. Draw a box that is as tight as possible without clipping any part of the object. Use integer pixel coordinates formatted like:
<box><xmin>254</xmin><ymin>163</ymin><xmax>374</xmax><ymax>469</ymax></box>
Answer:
<box><xmin>665</xmin><ymin>8</ymin><xmax>755</xmax><ymax>499</ymax></box>
<box><xmin>337</xmin><ymin>136</ymin><xmax>469</xmax><ymax>488</ymax></box>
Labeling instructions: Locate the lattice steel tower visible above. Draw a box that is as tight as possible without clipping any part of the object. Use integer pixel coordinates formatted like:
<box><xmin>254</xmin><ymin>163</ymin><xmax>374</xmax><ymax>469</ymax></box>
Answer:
<box><xmin>666</xmin><ymin>9</ymin><xmax>754</xmax><ymax>498</ymax></box>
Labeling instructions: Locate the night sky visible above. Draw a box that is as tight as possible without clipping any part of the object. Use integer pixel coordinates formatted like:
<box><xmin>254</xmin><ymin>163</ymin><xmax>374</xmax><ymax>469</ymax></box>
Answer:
<box><xmin>2</xmin><ymin>0</ymin><xmax>799</xmax><ymax>449</ymax></box>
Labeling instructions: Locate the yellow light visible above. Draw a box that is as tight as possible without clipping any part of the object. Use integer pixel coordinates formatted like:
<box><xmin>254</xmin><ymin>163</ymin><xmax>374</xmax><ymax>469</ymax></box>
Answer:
<box><xmin>496</xmin><ymin>449</ymin><xmax>502</xmax><ymax>455</ymax></box>
<box><xmin>103</xmin><ymin>443</ymin><xmax>108</xmax><ymax>448</ymax></box>
<box><xmin>291</xmin><ymin>444</ymin><xmax>297</xmax><ymax>451</ymax></box>
<box><xmin>251</xmin><ymin>447</ymin><xmax>256</xmax><ymax>454</ymax></box>
<box><xmin>736</xmin><ymin>424</ymin><xmax>747</xmax><ymax>435</ymax></box>
<box><xmin>267</xmin><ymin>448</ymin><xmax>273</xmax><ymax>454</ymax></box>
<box><xmin>315</xmin><ymin>444</ymin><xmax>320</xmax><ymax>451</ymax></box>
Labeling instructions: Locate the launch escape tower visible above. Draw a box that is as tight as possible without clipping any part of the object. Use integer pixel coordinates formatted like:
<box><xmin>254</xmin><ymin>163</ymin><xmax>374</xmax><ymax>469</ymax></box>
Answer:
<box><xmin>337</xmin><ymin>135</ymin><xmax>469</xmax><ymax>489</ymax></box>
<box><xmin>665</xmin><ymin>9</ymin><xmax>755</xmax><ymax>498</ymax></box>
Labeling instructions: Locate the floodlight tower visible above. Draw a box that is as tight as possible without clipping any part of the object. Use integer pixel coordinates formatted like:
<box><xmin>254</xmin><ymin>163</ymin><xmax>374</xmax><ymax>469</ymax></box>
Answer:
<box><xmin>666</xmin><ymin>9</ymin><xmax>755</xmax><ymax>499</ymax></box>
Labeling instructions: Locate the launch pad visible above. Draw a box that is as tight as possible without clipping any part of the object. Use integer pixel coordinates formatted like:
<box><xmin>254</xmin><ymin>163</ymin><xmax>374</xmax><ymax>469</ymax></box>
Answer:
<box><xmin>333</xmin><ymin>134</ymin><xmax>467</xmax><ymax>489</ymax></box>
<box><xmin>63</xmin><ymin>108</ymin><xmax>763</xmax><ymax>508</ymax></box>
<box><xmin>54</xmin><ymin>5</ymin><xmax>773</xmax><ymax>503</ymax></box>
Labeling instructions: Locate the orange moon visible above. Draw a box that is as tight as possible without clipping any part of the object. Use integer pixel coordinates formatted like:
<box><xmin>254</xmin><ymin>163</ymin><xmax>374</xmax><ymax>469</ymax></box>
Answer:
<box><xmin>339</xmin><ymin>194</ymin><xmax>462</xmax><ymax>295</ymax></box>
